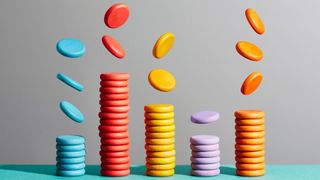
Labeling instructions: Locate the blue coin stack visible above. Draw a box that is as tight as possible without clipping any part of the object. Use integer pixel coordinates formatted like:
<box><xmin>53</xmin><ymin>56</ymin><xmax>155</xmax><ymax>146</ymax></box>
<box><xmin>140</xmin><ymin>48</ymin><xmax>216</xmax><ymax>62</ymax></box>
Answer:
<box><xmin>56</xmin><ymin>135</ymin><xmax>86</xmax><ymax>177</ymax></box>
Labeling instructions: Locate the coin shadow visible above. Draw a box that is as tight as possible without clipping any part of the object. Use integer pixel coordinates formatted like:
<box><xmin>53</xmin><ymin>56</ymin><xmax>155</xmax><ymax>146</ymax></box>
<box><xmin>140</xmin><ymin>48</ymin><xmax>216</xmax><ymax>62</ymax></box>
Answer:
<box><xmin>0</xmin><ymin>165</ymin><xmax>55</xmax><ymax>176</ymax></box>
<box><xmin>130</xmin><ymin>165</ymin><xmax>146</xmax><ymax>176</ymax></box>
<box><xmin>220</xmin><ymin>166</ymin><xmax>237</xmax><ymax>176</ymax></box>
<box><xmin>175</xmin><ymin>165</ymin><xmax>191</xmax><ymax>175</ymax></box>
<box><xmin>84</xmin><ymin>165</ymin><xmax>100</xmax><ymax>176</ymax></box>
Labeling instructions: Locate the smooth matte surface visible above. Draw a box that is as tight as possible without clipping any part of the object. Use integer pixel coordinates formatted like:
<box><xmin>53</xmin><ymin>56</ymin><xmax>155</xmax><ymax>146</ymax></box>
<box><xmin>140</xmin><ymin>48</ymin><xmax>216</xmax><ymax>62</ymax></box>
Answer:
<box><xmin>1</xmin><ymin>165</ymin><xmax>320</xmax><ymax>179</ymax></box>
<box><xmin>1</xmin><ymin>0</ymin><xmax>320</xmax><ymax>165</ymax></box>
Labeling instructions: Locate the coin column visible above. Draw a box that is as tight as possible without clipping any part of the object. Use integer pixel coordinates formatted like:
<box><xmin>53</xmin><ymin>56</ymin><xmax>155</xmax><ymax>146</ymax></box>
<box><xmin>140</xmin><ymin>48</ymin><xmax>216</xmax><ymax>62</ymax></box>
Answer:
<box><xmin>144</xmin><ymin>104</ymin><xmax>176</xmax><ymax>177</ymax></box>
<box><xmin>234</xmin><ymin>110</ymin><xmax>265</xmax><ymax>177</ymax></box>
<box><xmin>98</xmin><ymin>73</ymin><xmax>130</xmax><ymax>177</ymax></box>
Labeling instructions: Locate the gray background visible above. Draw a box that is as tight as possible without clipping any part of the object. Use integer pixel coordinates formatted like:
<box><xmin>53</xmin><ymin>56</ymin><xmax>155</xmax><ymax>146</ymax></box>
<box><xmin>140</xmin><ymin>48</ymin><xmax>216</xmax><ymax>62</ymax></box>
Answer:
<box><xmin>0</xmin><ymin>0</ymin><xmax>319</xmax><ymax>165</ymax></box>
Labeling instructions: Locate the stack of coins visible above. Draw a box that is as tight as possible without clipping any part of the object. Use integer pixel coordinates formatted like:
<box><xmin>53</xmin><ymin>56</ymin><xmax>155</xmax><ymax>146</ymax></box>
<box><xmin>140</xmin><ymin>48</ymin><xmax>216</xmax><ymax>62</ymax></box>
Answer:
<box><xmin>235</xmin><ymin>110</ymin><xmax>265</xmax><ymax>177</ymax></box>
<box><xmin>190</xmin><ymin>111</ymin><xmax>221</xmax><ymax>176</ymax></box>
<box><xmin>190</xmin><ymin>135</ymin><xmax>220</xmax><ymax>176</ymax></box>
<box><xmin>144</xmin><ymin>104</ymin><xmax>176</xmax><ymax>177</ymax></box>
<box><xmin>99</xmin><ymin>73</ymin><xmax>130</xmax><ymax>177</ymax></box>
<box><xmin>56</xmin><ymin>135</ymin><xmax>86</xmax><ymax>177</ymax></box>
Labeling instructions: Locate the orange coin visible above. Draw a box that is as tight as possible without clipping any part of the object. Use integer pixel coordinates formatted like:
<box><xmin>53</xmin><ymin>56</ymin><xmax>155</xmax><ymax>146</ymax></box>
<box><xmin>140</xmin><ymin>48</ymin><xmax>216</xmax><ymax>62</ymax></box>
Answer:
<box><xmin>245</xmin><ymin>8</ymin><xmax>265</xmax><ymax>35</ymax></box>
<box><xmin>235</xmin><ymin>118</ymin><xmax>264</xmax><ymax>126</ymax></box>
<box><xmin>236</xmin><ymin>169</ymin><xmax>265</xmax><ymax>177</ymax></box>
<box><xmin>236</xmin><ymin>41</ymin><xmax>263</xmax><ymax>61</ymax></box>
<box><xmin>235</xmin><ymin>125</ymin><xmax>264</xmax><ymax>132</ymax></box>
<box><xmin>236</xmin><ymin>131</ymin><xmax>264</xmax><ymax>139</ymax></box>
<box><xmin>235</xmin><ymin>110</ymin><xmax>264</xmax><ymax>119</ymax></box>
<box><xmin>235</xmin><ymin>144</ymin><xmax>264</xmax><ymax>151</ymax></box>
<box><xmin>236</xmin><ymin>163</ymin><xmax>265</xmax><ymax>170</ymax></box>
<box><xmin>236</xmin><ymin>138</ymin><xmax>264</xmax><ymax>145</ymax></box>
<box><xmin>241</xmin><ymin>72</ymin><xmax>263</xmax><ymax>95</ymax></box>
<box><xmin>236</xmin><ymin>150</ymin><xmax>265</xmax><ymax>158</ymax></box>
<box><xmin>235</xmin><ymin>156</ymin><xmax>264</xmax><ymax>164</ymax></box>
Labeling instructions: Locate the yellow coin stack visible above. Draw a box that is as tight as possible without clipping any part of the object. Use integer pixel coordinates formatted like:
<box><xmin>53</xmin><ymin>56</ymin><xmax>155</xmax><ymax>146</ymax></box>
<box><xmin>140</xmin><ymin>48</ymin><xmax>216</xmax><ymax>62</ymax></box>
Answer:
<box><xmin>144</xmin><ymin>104</ymin><xmax>176</xmax><ymax>177</ymax></box>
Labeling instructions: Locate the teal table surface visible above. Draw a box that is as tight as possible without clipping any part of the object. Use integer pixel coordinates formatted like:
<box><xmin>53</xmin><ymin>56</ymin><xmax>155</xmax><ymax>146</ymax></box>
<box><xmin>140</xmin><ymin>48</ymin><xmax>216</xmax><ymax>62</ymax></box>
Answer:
<box><xmin>0</xmin><ymin>165</ymin><xmax>319</xmax><ymax>180</ymax></box>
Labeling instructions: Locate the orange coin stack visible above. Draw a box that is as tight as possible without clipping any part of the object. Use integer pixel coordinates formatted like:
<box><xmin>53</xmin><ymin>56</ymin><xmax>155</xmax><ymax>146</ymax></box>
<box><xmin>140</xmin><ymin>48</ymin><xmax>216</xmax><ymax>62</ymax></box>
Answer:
<box><xmin>98</xmin><ymin>73</ymin><xmax>130</xmax><ymax>177</ymax></box>
<box><xmin>234</xmin><ymin>110</ymin><xmax>265</xmax><ymax>177</ymax></box>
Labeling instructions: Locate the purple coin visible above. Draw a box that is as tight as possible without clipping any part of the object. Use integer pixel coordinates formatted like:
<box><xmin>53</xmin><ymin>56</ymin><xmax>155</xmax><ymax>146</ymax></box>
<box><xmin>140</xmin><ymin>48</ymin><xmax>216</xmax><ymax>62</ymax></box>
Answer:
<box><xmin>190</xmin><ymin>144</ymin><xmax>219</xmax><ymax>151</ymax></box>
<box><xmin>190</xmin><ymin>135</ymin><xmax>219</xmax><ymax>145</ymax></box>
<box><xmin>191</xmin><ymin>163</ymin><xmax>220</xmax><ymax>170</ymax></box>
<box><xmin>191</xmin><ymin>169</ymin><xmax>220</xmax><ymax>176</ymax></box>
<box><xmin>190</xmin><ymin>156</ymin><xmax>220</xmax><ymax>164</ymax></box>
<box><xmin>191</xmin><ymin>111</ymin><xmax>220</xmax><ymax>124</ymax></box>
<box><xmin>192</xmin><ymin>150</ymin><xmax>220</xmax><ymax>158</ymax></box>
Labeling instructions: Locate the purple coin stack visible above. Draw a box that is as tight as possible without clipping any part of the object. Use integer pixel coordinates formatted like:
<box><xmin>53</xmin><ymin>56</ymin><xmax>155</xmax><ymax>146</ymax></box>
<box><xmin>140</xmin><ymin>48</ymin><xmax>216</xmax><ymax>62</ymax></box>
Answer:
<box><xmin>190</xmin><ymin>111</ymin><xmax>220</xmax><ymax>177</ymax></box>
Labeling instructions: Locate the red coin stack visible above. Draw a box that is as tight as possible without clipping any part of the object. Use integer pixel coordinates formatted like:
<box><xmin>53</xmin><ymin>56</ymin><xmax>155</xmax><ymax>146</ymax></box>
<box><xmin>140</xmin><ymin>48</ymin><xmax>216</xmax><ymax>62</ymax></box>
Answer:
<box><xmin>99</xmin><ymin>73</ymin><xmax>130</xmax><ymax>177</ymax></box>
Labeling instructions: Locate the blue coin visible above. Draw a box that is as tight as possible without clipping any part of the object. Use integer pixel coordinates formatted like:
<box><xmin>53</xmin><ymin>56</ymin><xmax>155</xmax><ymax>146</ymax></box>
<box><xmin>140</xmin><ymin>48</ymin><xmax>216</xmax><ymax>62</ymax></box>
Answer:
<box><xmin>56</xmin><ymin>157</ymin><xmax>85</xmax><ymax>164</ymax></box>
<box><xmin>56</xmin><ymin>135</ymin><xmax>85</xmax><ymax>145</ymax></box>
<box><xmin>56</xmin><ymin>144</ymin><xmax>85</xmax><ymax>151</ymax></box>
<box><xmin>59</xmin><ymin>101</ymin><xmax>85</xmax><ymax>123</ymax></box>
<box><xmin>57</xmin><ymin>162</ymin><xmax>86</xmax><ymax>170</ymax></box>
<box><xmin>57</xmin><ymin>73</ymin><xmax>84</xmax><ymax>92</ymax></box>
<box><xmin>56</xmin><ymin>38</ymin><xmax>86</xmax><ymax>58</ymax></box>
<box><xmin>56</xmin><ymin>169</ymin><xmax>85</xmax><ymax>177</ymax></box>
<box><xmin>57</xmin><ymin>150</ymin><xmax>86</xmax><ymax>158</ymax></box>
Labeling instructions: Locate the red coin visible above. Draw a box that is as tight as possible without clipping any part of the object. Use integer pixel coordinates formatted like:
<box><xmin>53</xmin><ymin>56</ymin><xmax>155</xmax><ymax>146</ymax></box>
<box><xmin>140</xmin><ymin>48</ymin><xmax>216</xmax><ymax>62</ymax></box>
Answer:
<box><xmin>100</xmin><ymin>106</ymin><xmax>130</xmax><ymax>113</ymax></box>
<box><xmin>104</xmin><ymin>3</ymin><xmax>130</xmax><ymax>29</ymax></box>
<box><xmin>99</xmin><ymin>132</ymin><xmax>129</xmax><ymax>139</ymax></box>
<box><xmin>99</xmin><ymin>112</ymin><xmax>128</xmax><ymax>119</ymax></box>
<box><xmin>100</xmin><ymin>150</ymin><xmax>129</xmax><ymax>158</ymax></box>
<box><xmin>100</xmin><ymin>93</ymin><xmax>129</xmax><ymax>101</ymax></box>
<box><xmin>102</xmin><ymin>35</ymin><xmax>125</xmax><ymax>59</ymax></box>
<box><xmin>101</xmin><ymin>138</ymin><xmax>130</xmax><ymax>145</ymax></box>
<box><xmin>101</xmin><ymin>156</ymin><xmax>130</xmax><ymax>164</ymax></box>
<box><xmin>100</xmin><ymin>87</ymin><xmax>129</xmax><ymax>94</ymax></box>
<box><xmin>100</xmin><ymin>119</ymin><xmax>129</xmax><ymax>126</ymax></box>
<box><xmin>101</xmin><ymin>169</ymin><xmax>130</xmax><ymax>177</ymax></box>
<box><xmin>101</xmin><ymin>144</ymin><xmax>130</xmax><ymax>152</ymax></box>
<box><xmin>100</xmin><ymin>73</ymin><xmax>130</xmax><ymax>81</ymax></box>
<box><xmin>101</xmin><ymin>163</ymin><xmax>130</xmax><ymax>170</ymax></box>
<box><xmin>100</xmin><ymin>80</ymin><xmax>128</xmax><ymax>87</ymax></box>
<box><xmin>100</xmin><ymin>100</ymin><xmax>129</xmax><ymax>106</ymax></box>
<box><xmin>99</xmin><ymin>125</ymin><xmax>128</xmax><ymax>133</ymax></box>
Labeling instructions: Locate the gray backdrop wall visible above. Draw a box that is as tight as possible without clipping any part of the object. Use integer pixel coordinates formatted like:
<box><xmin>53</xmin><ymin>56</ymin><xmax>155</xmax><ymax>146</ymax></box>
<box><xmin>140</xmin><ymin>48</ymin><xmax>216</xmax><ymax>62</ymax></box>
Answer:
<box><xmin>1</xmin><ymin>0</ymin><xmax>320</xmax><ymax>164</ymax></box>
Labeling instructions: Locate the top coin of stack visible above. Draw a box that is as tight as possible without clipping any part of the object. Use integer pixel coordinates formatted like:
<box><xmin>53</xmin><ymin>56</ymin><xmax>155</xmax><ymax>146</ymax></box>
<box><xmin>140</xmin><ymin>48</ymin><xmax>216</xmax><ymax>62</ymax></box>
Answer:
<box><xmin>99</xmin><ymin>73</ymin><xmax>131</xmax><ymax>177</ymax></box>
<box><xmin>144</xmin><ymin>104</ymin><xmax>176</xmax><ymax>177</ymax></box>
<box><xmin>234</xmin><ymin>110</ymin><xmax>265</xmax><ymax>177</ymax></box>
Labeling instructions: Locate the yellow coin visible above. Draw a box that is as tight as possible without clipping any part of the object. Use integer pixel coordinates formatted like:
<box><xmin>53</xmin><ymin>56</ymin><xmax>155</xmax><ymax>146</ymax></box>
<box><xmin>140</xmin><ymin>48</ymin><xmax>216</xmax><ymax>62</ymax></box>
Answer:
<box><xmin>145</xmin><ymin>119</ymin><xmax>175</xmax><ymax>126</ymax></box>
<box><xmin>146</xmin><ymin>163</ymin><xmax>175</xmax><ymax>170</ymax></box>
<box><xmin>235</xmin><ymin>118</ymin><xmax>264</xmax><ymax>126</ymax></box>
<box><xmin>146</xmin><ymin>125</ymin><xmax>175</xmax><ymax>132</ymax></box>
<box><xmin>235</xmin><ymin>144</ymin><xmax>264</xmax><ymax>152</ymax></box>
<box><xmin>236</xmin><ymin>169</ymin><xmax>265</xmax><ymax>177</ymax></box>
<box><xmin>144</xmin><ymin>104</ymin><xmax>174</xmax><ymax>113</ymax></box>
<box><xmin>235</xmin><ymin>110</ymin><xmax>264</xmax><ymax>119</ymax></box>
<box><xmin>235</xmin><ymin>125</ymin><xmax>264</xmax><ymax>132</ymax></box>
<box><xmin>236</xmin><ymin>41</ymin><xmax>263</xmax><ymax>61</ymax></box>
<box><xmin>148</xmin><ymin>69</ymin><xmax>176</xmax><ymax>92</ymax></box>
<box><xmin>146</xmin><ymin>169</ymin><xmax>175</xmax><ymax>177</ymax></box>
<box><xmin>145</xmin><ymin>144</ymin><xmax>175</xmax><ymax>151</ymax></box>
<box><xmin>245</xmin><ymin>8</ymin><xmax>265</xmax><ymax>35</ymax></box>
<box><xmin>146</xmin><ymin>156</ymin><xmax>176</xmax><ymax>164</ymax></box>
<box><xmin>153</xmin><ymin>32</ymin><xmax>175</xmax><ymax>59</ymax></box>
<box><xmin>145</xmin><ymin>138</ymin><xmax>175</xmax><ymax>145</ymax></box>
<box><xmin>145</xmin><ymin>112</ymin><xmax>175</xmax><ymax>120</ymax></box>
<box><xmin>147</xmin><ymin>150</ymin><xmax>176</xmax><ymax>158</ymax></box>
<box><xmin>146</xmin><ymin>132</ymin><xmax>175</xmax><ymax>139</ymax></box>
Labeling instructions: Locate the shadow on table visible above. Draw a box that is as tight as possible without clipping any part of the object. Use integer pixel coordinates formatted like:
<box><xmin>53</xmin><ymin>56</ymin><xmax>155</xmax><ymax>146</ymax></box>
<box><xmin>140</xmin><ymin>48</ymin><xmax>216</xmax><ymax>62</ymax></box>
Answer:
<box><xmin>220</xmin><ymin>166</ymin><xmax>236</xmax><ymax>176</ymax></box>
<box><xmin>83</xmin><ymin>165</ymin><xmax>100</xmax><ymax>176</ymax></box>
<box><xmin>0</xmin><ymin>165</ymin><xmax>55</xmax><ymax>176</ymax></box>
<box><xmin>175</xmin><ymin>165</ymin><xmax>236</xmax><ymax>176</ymax></box>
